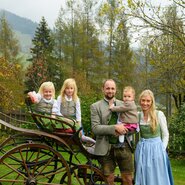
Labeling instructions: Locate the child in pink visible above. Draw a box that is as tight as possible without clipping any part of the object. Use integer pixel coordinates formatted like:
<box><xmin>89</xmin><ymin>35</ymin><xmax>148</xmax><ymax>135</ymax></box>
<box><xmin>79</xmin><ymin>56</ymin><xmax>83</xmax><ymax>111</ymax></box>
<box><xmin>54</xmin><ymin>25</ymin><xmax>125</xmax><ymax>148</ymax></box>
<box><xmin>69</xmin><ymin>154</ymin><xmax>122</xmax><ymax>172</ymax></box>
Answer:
<box><xmin>110</xmin><ymin>86</ymin><xmax>138</xmax><ymax>144</ymax></box>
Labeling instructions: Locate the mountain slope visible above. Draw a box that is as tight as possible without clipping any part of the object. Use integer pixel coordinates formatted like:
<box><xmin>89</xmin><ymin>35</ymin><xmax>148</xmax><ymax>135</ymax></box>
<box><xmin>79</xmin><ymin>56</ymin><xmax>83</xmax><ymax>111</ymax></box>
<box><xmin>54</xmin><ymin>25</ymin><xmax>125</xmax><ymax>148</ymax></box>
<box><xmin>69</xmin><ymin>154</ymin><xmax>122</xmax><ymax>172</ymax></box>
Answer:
<box><xmin>0</xmin><ymin>9</ymin><xmax>38</xmax><ymax>53</ymax></box>
<box><xmin>0</xmin><ymin>9</ymin><xmax>38</xmax><ymax>37</ymax></box>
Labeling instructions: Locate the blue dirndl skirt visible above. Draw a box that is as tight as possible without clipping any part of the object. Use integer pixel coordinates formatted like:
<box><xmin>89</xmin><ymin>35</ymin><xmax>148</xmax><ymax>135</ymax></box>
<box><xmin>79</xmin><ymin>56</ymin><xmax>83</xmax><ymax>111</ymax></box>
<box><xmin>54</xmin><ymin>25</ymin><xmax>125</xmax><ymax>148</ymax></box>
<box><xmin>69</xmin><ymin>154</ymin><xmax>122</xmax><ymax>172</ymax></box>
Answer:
<box><xmin>134</xmin><ymin>137</ymin><xmax>174</xmax><ymax>185</ymax></box>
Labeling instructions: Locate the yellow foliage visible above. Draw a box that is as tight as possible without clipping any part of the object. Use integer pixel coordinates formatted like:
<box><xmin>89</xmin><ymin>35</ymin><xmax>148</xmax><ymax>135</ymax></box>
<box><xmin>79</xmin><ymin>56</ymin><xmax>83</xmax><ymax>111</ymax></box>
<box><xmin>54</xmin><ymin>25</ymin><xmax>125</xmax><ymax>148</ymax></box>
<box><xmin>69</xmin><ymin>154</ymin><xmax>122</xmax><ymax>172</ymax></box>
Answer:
<box><xmin>99</xmin><ymin>3</ymin><xmax>111</xmax><ymax>16</ymax></box>
<box><xmin>127</xmin><ymin>0</ymin><xmax>137</xmax><ymax>9</ymax></box>
<box><xmin>0</xmin><ymin>57</ymin><xmax>24</xmax><ymax>112</ymax></box>
<box><xmin>0</xmin><ymin>71</ymin><xmax>3</xmax><ymax>77</ymax></box>
<box><xmin>16</xmin><ymin>63</ymin><xmax>21</xmax><ymax>69</ymax></box>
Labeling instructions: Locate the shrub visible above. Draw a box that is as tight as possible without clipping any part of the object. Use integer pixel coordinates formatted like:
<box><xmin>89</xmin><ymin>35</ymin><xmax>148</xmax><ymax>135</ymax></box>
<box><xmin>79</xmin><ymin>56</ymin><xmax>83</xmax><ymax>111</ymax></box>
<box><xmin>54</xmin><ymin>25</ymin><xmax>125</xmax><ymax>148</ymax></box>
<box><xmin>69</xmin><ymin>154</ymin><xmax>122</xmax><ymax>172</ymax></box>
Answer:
<box><xmin>80</xmin><ymin>94</ymin><xmax>101</xmax><ymax>136</ymax></box>
<box><xmin>168</xmin><ymin>103</ymin><xmax>185</xmax><ymax>154</ymax></box>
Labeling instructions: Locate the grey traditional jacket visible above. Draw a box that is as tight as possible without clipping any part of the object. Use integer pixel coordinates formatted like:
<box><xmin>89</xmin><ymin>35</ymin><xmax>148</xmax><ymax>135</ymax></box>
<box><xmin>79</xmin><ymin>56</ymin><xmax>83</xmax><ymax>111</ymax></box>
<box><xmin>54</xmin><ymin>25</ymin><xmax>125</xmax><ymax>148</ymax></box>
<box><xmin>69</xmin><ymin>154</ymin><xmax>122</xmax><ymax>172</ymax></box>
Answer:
<box><xmin>111</xmin><ymin>101</ymin><xmax>138</xmax><ymax>123</ymax></box>
<box><xmin>35</xmin><ymin>98</ymin><xmax>55</xmax><ymax>114</ymax></box>
<box><xmin>91</xmin><ymin>98</ymin><xmax>122</xmax><ymax>156</ymax></box>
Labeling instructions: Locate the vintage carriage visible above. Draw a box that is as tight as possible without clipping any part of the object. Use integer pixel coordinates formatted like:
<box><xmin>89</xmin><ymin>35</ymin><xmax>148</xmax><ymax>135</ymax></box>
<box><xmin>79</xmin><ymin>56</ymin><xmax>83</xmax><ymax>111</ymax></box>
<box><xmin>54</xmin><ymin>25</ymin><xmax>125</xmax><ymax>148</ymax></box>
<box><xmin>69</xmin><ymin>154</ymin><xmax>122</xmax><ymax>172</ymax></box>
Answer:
<box><xmin>0</xmin><ymin>98</ymin><xmax>123</xmax><ymax>185</ymax></box>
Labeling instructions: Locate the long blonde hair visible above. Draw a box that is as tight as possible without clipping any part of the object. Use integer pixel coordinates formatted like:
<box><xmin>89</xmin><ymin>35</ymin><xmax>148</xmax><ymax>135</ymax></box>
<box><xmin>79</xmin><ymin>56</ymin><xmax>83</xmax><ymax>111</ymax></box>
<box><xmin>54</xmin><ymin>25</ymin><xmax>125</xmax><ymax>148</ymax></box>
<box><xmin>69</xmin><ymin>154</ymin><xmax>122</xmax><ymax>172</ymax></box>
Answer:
<box><xmin>139</xmin><ymin>89</ymin><xmax>158</xmax><ymax>133</ymax></box>
<box><xmin>38</xmin><ymin>81</ymin><xmax>55</xmax><ymax>99</ymax></box>
<box><xmin>60</xmin><ymin>78</ymin><xmax>78</xmax><ymax>103</ymax></box>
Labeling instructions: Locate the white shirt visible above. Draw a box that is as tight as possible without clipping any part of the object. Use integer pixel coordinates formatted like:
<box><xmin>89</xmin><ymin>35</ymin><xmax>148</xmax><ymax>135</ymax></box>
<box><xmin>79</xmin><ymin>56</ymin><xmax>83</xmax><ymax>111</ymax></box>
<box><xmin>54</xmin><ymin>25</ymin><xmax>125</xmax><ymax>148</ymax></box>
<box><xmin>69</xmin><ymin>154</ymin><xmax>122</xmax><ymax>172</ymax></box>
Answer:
<box><xmin>52</xmin><ymin>95</ymin><xmax>81</xmax><ymax>123</ymax></box>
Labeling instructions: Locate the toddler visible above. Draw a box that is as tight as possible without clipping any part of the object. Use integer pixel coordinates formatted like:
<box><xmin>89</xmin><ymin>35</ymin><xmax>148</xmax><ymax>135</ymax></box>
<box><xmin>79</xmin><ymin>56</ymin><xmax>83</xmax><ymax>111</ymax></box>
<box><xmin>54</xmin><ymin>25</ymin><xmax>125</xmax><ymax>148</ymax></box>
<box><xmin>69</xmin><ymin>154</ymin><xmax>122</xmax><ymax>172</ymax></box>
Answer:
<box><xmin>110</xmin><ymin>86</ymin><xmax>138</xmax><ymax>145</ymax></box>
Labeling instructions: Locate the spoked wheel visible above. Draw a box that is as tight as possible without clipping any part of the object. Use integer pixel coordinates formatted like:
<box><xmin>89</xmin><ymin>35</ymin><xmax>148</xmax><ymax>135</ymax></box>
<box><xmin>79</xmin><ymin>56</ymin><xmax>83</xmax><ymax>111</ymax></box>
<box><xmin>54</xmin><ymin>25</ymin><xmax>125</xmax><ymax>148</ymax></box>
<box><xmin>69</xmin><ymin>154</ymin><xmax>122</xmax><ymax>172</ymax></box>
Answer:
<box><xmin>0</xmin><ymin>143</ymin><xmax>71</xmax><ymax>185</ymax></box>
<box><xmin>60</xmin><ymin>164</ymin><xmax>108</xmax><ymax>185</ymax></box>
<box><xmin>0</xmin><ymin>134</ymin><xmax>40</xmax><ymax>155</ymax></box>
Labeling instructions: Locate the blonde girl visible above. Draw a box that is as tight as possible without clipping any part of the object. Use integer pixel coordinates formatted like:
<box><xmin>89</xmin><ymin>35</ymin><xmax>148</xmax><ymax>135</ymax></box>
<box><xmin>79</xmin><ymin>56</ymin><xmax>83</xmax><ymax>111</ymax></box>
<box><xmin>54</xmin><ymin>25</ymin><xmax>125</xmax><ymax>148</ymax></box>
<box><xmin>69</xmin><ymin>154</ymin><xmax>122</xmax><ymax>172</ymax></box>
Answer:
<box><xmin>28</xmin><ymin>81</ymin><xmax>57</xmax><ymax>114</ymax></box>
<box><xmin>53</xmin><ymin>78</ymin><xmax>96</xmax><ymax>146</ymax></box>
<box><xmin>53</xmin><ymin>78</ymin><xmax>81</xmax><ymax>126</ymax></box>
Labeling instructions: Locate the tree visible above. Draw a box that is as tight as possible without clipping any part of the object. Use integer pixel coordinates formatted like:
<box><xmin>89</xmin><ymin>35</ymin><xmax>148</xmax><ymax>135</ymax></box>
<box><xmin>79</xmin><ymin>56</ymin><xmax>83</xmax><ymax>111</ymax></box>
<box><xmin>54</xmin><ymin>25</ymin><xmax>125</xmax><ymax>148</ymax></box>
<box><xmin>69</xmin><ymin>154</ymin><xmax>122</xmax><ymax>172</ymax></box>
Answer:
<box><xmin>0</xmin><ymin>16</ymin><xmax>24</xmax><ymax>112</ymax></box>
<box><xmin>74</xmin><ymin>0</ymin><xmax>106</xmax><ymax>91</ymax></box>
<box><xmin>30</xmin><ymin>17</ymin><xmax>53</xmax><ymax>61</ymax></box>
<box><xmin>98</xmin><ymin>0</ymin><xmax>135</xmax><ymax>93</ymax></box>
<box><xmin>126</xmin><ymin>1</ymin><xmax>185</xmax><ymax>110</ymax></box>
<box><xmin>98</xmin><ymin>0</ymin><xmax>121</xmax><ymax>78</ymax></box>
<box><xmin>25</xmin><ymin>17</ymin><xmax>55</xmax><ymax>90</ymax></box>
<box><xmin>0</xmin><ymin>57</ymin><xmax>24</xmax><ymax>112</ymax></box>
<box><xmin>0</xmin><ymin>16</ymin><xmax>20</xmax><ymax>63</ymax></box>
<box><xmin>112</xmin><ymin>18</ymin><xmax>135</xmax><ymax>92</ymax></box>
<box><xmin>53</xmin><ymin>0</ymin><xmax>105</xmax><ymax>93</ymax></box>
<box><xmin>126</xmin><ymin>0</ymin><xmax>185</xmax><ymax>47</ymax></box>
<box><xmin>143</xmin><ymin>6</ymin><xmax>185</xmax><ymax>111</ymax></box>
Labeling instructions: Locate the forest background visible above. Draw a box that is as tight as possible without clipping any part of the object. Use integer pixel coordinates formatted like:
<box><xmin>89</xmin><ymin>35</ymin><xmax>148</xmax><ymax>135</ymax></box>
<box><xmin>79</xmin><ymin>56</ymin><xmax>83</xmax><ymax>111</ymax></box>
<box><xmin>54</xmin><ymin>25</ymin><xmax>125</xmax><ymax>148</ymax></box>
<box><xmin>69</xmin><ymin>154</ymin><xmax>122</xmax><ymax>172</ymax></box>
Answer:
<box><xmin>0</xmin><ymin>0</ymin><xmax>185</xmax><ymax>155</ymax></box>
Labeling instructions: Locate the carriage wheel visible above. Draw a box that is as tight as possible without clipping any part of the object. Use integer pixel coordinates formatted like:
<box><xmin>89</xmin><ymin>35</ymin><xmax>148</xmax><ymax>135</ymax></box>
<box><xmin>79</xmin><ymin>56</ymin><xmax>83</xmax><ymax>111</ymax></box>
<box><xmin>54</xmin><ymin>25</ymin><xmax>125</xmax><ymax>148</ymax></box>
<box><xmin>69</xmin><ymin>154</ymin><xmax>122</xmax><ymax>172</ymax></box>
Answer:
<box><xmin>0</xmin><ymin>143</ymin><xmax>71</xmax><ymax>185</ymax></box>
<box><xmin>60</xmin><ymin>164</ymin><xmax>108</xmax><ymax>185</ymax></box>
<box><xmin>0</xmin><ymin>134</ymin><xmax>39</xmax><ymax>155</ymax></box>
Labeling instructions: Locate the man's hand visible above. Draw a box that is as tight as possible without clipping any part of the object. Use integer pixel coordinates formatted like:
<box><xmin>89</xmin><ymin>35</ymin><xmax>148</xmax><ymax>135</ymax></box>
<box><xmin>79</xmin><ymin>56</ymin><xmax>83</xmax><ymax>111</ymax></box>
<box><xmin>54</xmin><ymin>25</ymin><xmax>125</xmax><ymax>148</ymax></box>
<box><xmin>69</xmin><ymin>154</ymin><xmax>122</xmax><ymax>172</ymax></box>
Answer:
<box><xmin>115</xmin><ymin>124</ymin><xmax>128</xmax><ymax>135</ymax></box>
<box><xmin>109</xmin><ymin>104</ymin><xmax>114</xmax><ymax>109</ymax></box>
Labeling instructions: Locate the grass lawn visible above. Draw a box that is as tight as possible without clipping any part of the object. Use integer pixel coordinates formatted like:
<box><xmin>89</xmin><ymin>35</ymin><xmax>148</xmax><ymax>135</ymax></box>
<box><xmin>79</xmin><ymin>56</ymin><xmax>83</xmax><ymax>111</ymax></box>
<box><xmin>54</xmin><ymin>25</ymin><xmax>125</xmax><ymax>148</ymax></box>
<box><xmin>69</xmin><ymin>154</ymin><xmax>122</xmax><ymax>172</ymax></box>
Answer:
<box><xmin>171</xmin><ymin>158</ymin><xmax>185</xmax><ymax>185</ymax></box>
<box><xmin>0</xmin><ymin>133</ymin><xmax>184</xmax><ymax>184</ymax></box>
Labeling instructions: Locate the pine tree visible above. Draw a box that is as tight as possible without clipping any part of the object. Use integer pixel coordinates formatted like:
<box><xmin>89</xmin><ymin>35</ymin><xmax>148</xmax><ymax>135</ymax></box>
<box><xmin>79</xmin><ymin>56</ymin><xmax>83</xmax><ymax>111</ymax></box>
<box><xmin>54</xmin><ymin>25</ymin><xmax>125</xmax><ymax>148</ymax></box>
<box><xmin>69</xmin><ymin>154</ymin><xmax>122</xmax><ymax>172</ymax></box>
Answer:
<box><xmin>25</xmin><ymin>17</ymin><xmax>55</xmax><ymax>90</ymax></box>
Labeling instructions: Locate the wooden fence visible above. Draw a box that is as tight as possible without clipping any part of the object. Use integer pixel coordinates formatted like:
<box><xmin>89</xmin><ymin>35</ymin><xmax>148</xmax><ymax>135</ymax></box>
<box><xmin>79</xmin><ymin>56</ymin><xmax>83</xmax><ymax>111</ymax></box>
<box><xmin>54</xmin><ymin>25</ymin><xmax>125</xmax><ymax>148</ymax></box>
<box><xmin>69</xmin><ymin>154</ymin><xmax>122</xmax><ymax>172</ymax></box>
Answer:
<box><xmin>0</xmin><ymin>111</ymin><xmax>35</xmax><ymax>132</ymax></box>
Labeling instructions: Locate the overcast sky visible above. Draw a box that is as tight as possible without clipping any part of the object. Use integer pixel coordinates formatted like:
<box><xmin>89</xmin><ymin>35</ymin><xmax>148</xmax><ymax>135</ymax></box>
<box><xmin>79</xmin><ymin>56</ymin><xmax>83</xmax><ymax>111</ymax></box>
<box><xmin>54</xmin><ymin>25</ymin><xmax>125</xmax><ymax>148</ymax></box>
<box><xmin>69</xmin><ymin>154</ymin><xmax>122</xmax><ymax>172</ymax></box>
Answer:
<box><xmin>0</xmin><ymin>0</ymin><xmax>171</xmax><ymax>29</ymax></box>
<box><xmin>0</xmin><ymin>0</ymin><xmax>65</xmax><ymax>28</ymax></box>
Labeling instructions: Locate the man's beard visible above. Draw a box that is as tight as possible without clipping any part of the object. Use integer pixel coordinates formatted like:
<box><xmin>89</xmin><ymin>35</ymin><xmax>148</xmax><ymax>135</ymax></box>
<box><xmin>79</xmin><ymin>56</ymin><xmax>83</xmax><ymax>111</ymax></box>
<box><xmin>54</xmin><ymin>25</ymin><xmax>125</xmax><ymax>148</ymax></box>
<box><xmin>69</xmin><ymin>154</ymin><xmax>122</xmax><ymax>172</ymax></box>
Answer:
<box><xmin>105</xmin><ymin>94</ymin><xmax>114</xmax><ymax>100</ymax></box>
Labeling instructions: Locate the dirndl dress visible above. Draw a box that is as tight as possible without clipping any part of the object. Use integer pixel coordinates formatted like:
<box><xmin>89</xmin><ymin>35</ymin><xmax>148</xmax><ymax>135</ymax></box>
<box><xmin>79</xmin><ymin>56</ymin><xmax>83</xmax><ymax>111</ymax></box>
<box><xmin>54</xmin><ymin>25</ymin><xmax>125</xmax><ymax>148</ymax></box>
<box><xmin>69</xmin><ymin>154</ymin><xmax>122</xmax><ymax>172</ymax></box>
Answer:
<box><xmin>134</xmin><ymin>137</ymin><xmax>174</xmax><ymax>185</ymax></box>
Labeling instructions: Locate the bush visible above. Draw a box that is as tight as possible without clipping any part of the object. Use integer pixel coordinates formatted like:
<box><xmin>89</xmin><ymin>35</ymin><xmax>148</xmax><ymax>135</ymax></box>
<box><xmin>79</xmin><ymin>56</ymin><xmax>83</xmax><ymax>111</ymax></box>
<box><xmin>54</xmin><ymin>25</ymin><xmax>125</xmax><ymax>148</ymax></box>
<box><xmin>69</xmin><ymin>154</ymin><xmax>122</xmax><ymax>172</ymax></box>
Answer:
<box><xmin>168</xmin><ymin>103</ymin><xmax>185</xmax><ymax>154</ymax></box>
<box><xmin>80</xmin><ymin>94</ymin><xmax>101</xmax><ymax>136</ymax></box>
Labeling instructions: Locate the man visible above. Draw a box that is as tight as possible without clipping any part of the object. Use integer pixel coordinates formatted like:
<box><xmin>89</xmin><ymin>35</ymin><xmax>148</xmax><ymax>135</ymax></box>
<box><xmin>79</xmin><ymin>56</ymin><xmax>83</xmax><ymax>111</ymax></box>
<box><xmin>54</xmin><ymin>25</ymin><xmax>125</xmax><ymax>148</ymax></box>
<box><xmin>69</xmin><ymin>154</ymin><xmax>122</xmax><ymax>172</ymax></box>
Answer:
<box><xmin>91</xmin><ymin>79</ymin><xmax>133</xmax><ymax>185</ymax></box>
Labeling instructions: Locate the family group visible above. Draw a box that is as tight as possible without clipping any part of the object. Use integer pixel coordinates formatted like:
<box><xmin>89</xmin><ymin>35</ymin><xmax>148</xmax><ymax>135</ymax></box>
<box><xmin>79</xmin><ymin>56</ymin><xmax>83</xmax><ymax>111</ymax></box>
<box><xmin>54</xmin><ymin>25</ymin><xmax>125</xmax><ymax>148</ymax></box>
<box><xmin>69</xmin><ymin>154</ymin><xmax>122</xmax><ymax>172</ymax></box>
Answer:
<box><xmin>28</xmin><ymin>78</ymin><xmax>174</xmax><ymax>185</ymax></box>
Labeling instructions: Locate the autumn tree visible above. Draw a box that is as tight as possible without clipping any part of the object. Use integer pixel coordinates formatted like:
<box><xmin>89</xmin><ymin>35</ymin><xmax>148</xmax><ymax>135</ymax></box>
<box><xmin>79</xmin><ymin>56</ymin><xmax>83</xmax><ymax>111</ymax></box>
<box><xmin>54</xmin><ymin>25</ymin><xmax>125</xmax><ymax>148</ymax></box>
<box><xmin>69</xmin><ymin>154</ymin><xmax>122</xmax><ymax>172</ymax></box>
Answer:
<box><xmin>0</xmin><ymin>16</ymin><xmax>24</xmax><ymax>112</ymax></box>
<box><xmin>150</xmin><ymin>7</ymin><xmax>184</xmax><ymax>111</ymax></box>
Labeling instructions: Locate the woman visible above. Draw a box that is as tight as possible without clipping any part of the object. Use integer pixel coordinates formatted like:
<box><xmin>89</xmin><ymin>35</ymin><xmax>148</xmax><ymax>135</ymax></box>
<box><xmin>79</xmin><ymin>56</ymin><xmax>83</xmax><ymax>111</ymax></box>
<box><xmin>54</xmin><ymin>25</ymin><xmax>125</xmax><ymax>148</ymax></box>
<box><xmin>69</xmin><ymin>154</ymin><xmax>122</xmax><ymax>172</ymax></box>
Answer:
<box><xmin>134</xmin><ymin>90</ymin><xmax>174</xmax><ymax>185</ymax></box>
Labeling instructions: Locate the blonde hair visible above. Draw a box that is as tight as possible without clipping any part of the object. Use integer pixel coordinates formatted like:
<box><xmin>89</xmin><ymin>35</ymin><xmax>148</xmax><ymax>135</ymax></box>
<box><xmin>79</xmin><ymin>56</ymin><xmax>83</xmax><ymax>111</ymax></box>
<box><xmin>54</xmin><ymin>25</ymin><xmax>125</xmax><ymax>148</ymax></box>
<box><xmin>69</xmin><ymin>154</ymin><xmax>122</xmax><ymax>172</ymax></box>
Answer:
<box><xmin>139</xmin><ymin>89</ymin><xmax>158</xmax><ymax>133</ymax></box>
<box><xmin>123</xmin><ymin>86</ymin><xmax>135</xmax><ymax>97</ymax></box>
<box><xmin>38</xmin><ymin>81</ymin><xmax>55</xmax><ymax>98</ymax></box>
<box><xmin>60</xmin><ymin>78</ymin><xmax>78</xmax><ymax>103</ymax></box>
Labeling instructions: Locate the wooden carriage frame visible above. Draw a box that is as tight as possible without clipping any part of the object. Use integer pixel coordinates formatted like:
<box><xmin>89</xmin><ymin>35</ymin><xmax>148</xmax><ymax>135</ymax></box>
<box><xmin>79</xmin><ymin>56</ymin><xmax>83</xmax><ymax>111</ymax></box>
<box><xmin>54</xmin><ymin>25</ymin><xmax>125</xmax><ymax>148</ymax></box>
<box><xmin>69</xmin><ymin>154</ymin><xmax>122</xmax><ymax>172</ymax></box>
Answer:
<box><xmin>0</xmin><ymin>98</ymin><xmax>123</xmax><ymax>185</ymax></box>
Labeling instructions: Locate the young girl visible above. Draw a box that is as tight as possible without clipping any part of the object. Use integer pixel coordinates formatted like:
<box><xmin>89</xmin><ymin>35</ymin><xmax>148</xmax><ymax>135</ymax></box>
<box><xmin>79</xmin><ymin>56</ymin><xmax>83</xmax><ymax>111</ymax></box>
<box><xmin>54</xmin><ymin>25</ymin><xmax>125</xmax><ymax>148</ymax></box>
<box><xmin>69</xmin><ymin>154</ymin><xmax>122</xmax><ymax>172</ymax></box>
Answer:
<box><xmin>53</xmin><ymin>78</ymin><xmax>81</xmax><ymax>128</ymax></box>
<box><xmin>28</xmin><ymin>81</ymin><xmax>57</xmax><ymax>114</ymax></box>
<box><xmin>52</xmin><ymin>78</ymin><xmax>96</xmax><ymax>146</ymax></box>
